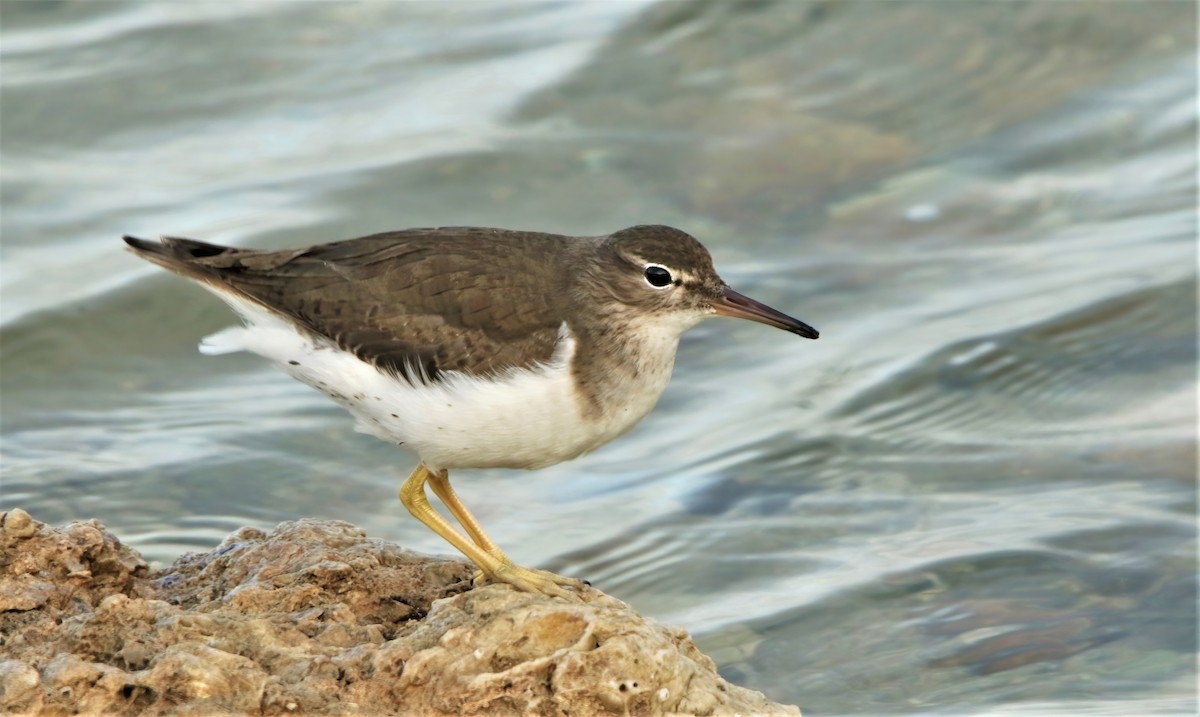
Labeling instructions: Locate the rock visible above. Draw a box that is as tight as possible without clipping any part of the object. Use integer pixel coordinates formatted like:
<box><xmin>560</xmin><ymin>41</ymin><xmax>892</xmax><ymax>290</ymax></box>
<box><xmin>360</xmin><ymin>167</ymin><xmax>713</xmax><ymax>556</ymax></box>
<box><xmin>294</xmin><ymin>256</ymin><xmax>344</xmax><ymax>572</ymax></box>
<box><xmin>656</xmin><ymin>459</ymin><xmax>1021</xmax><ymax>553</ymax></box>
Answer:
<box><xmin>0</xmin><ymin>660</ymin><xmax>42</xmax><ymax>714</ymax></box>
<box><xmin>0</xmin><ymin>510</ymin><xmax>800</xmax><ymax>716</ymax></box>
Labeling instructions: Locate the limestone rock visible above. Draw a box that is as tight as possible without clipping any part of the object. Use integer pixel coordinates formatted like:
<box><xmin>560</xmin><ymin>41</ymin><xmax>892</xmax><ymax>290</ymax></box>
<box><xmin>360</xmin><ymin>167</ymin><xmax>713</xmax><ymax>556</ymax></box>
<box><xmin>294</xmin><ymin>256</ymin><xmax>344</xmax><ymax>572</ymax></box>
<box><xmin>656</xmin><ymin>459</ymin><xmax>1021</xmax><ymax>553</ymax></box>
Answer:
<box><xmin>0</xmin><ymin>509</ymin><xmax>800</xmax><ymax>716</ymax></box>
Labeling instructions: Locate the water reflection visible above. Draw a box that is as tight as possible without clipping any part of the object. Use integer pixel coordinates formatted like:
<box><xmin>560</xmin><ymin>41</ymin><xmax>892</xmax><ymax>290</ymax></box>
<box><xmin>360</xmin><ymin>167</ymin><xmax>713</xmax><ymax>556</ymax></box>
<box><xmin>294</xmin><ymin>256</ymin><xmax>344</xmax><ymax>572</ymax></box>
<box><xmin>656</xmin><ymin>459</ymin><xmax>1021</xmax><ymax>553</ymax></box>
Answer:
<box><xmin>1</xmin><ymin>1</ymin><xmax>1195</xmax><ymax>714</ymax></box>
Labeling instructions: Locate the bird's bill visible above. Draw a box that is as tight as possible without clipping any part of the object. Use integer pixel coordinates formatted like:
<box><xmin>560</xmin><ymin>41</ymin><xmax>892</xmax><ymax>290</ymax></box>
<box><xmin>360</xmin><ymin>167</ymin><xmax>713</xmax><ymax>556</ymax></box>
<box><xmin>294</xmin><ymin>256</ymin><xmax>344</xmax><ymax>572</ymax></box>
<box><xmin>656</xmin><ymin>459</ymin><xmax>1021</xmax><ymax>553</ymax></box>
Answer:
<box><xmin>714</xmin><ymin>286</ymin><xmax>819</xmax><ymax>339</ymax></box>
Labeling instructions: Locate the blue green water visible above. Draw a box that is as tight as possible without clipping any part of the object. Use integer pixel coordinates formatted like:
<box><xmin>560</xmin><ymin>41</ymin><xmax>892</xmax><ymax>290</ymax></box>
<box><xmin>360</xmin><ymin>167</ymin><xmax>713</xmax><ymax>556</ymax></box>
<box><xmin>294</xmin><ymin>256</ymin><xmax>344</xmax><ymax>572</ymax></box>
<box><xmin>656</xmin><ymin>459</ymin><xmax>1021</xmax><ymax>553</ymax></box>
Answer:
<box><xmin>2</xmin><ymin>2</ymin><xmax>1195</xmax><ymax>713</ymax></box>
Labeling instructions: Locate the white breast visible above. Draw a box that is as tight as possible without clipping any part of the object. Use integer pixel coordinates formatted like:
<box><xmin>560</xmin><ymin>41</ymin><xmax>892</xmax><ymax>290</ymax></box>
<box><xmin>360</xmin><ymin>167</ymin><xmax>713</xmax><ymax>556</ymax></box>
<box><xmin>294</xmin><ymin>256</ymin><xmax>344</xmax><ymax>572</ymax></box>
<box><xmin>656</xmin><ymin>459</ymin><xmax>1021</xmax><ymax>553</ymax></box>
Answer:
<box><xmin>197</xmin><ymin>294</ymin><xmax>678</xmax><ymax>472</ymax></box>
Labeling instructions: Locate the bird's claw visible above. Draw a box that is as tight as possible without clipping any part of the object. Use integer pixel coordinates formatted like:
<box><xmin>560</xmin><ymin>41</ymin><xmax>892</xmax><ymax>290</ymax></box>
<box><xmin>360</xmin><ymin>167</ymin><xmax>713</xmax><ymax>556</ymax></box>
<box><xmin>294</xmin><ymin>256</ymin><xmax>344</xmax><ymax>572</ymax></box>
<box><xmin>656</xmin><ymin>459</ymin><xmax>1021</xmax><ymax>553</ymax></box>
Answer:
<box><xmin>473</xmin><ymin>563</ymin><xmax>589</xmax><ymax>601</ymax></box>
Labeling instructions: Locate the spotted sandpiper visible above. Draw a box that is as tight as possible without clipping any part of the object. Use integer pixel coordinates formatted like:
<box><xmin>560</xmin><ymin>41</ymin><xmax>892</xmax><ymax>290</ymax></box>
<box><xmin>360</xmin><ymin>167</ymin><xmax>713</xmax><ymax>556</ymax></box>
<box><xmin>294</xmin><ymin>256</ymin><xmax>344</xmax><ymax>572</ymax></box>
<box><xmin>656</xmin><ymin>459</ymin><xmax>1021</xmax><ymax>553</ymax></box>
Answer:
<box><xmin>124</xmin><ymin>225</ymin><xmax>818</xmax><ymax>598</ymax></box>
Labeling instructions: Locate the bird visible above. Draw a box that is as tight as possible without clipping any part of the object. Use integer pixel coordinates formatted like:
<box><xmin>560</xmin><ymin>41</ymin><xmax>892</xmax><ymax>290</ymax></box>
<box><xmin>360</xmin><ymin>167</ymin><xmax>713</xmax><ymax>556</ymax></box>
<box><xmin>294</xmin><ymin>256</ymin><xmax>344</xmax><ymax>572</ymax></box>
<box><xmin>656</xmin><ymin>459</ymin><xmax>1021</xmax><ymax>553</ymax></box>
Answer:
<box><xmin>123</xmin><ymin>224</ymin><xmax>818</xmax><ymax>598</ymax></box>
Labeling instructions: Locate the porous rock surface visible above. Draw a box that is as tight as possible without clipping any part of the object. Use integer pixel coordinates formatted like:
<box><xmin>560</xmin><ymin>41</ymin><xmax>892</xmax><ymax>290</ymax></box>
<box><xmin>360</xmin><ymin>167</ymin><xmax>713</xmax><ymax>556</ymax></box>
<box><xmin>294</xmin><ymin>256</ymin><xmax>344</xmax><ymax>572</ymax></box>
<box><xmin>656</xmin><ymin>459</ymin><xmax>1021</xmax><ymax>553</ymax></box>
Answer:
<box><xmin>0</xmin><ymin>509</ymin><xmax>799</xmax><ymax>716</ymax></box>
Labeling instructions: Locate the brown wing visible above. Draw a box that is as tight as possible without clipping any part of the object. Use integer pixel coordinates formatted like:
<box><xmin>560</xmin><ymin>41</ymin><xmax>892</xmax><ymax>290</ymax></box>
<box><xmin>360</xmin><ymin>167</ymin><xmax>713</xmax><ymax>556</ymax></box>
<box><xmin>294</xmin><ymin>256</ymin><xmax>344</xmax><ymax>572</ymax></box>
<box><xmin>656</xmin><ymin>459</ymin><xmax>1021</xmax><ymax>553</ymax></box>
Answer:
<box><xmin>123</xmin><ymin>228</ymin><xmax>571</xmax><ymax>382</ymax></box>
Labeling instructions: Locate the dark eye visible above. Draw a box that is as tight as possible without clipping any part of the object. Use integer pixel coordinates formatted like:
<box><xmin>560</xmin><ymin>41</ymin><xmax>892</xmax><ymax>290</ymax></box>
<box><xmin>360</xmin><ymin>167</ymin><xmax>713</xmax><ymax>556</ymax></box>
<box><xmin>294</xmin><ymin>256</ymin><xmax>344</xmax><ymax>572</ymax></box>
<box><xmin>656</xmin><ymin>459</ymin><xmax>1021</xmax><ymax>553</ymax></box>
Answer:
<box><xmin>643</xmin><ymin>264</ymin><xmax>673</xmax><ymax>288</ymax></box>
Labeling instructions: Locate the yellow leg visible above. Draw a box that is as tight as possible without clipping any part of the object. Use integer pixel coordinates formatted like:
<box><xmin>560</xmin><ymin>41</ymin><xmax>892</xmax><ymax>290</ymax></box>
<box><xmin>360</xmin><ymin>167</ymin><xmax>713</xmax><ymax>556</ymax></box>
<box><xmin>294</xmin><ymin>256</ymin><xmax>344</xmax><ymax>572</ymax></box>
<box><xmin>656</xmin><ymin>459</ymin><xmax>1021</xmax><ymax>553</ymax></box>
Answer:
<box><xmin>399</xmin><ymin>464</ymin><xmax>587</xmax><ymax>600</ymax></box>
<box><xmin>427</xmin><ymin>468</ymin><xmax>506</xmax><ymax>559</ymax></box>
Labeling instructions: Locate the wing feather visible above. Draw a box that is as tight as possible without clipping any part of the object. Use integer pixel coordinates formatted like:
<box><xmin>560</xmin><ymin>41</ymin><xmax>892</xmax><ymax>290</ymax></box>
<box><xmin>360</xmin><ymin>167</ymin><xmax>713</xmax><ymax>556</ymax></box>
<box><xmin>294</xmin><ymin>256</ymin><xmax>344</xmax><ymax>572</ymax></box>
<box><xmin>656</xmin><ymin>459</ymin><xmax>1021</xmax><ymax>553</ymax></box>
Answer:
<box><xmin>124</xmin><ymin>229</ymin><xmax>571</xmax><ymax>383</ymax></box>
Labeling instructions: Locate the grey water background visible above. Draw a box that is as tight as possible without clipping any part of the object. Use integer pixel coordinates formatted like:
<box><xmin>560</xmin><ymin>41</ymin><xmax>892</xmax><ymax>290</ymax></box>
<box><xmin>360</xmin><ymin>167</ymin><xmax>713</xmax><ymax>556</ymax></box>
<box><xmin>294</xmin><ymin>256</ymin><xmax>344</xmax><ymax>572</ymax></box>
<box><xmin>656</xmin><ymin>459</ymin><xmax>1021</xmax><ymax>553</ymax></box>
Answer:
<box><xmin>1</xmin><ymin>1</ymin><xmax>1196</xmax><ymax>713</ymax></box>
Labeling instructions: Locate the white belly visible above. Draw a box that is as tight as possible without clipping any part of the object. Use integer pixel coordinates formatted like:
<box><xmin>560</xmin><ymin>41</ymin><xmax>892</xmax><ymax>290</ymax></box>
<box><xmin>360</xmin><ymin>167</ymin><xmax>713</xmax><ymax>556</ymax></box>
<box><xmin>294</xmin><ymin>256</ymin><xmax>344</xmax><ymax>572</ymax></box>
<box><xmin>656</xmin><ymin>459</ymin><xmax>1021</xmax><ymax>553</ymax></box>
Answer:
<box><xmin>198</xmin><ymin>296</ymin><xmax>674</xmax><ymax>471</ymax></box>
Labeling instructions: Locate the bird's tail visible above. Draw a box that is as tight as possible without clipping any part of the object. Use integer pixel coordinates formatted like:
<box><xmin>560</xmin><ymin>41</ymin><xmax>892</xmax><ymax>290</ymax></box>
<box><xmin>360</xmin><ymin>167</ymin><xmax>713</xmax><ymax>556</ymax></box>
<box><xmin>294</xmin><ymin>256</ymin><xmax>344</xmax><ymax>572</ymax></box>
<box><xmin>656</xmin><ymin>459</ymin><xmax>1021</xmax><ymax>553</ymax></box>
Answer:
<box><xmin>122</xmin><ymin>235</ymin><xmax>240</xmax><ymax>272</ymax></box>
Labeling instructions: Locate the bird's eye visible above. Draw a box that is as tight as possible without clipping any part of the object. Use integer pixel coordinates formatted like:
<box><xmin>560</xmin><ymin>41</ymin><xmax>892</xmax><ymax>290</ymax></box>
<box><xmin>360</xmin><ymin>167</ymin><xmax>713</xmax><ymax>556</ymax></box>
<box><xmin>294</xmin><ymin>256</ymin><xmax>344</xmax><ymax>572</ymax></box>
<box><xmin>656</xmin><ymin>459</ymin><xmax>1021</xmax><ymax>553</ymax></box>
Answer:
<box><xmin>643</xmin><ymin>264</ymin><xmax>673</xmax><ymax>289</ymax></box>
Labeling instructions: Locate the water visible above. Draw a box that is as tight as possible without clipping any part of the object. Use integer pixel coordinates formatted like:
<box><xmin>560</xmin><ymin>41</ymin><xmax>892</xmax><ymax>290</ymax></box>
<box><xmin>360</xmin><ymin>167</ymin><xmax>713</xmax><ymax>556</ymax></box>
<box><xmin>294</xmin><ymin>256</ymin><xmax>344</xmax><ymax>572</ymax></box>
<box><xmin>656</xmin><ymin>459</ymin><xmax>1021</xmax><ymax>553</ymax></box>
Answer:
<box><xmin>2</xmin><ymin>2</ymin><xmax>1195</xmax><ymax>714</ymax></box>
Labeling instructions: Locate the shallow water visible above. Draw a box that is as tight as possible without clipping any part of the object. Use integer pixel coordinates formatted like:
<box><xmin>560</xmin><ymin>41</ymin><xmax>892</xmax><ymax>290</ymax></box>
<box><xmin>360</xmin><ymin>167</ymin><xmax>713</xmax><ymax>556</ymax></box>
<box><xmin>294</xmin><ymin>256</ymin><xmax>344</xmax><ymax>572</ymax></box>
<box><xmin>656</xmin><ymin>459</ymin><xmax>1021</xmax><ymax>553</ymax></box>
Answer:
<box><xmin>1</xmin><ymin>2</ymin><xmax>1195</xmax><ymax>714</ymax></box>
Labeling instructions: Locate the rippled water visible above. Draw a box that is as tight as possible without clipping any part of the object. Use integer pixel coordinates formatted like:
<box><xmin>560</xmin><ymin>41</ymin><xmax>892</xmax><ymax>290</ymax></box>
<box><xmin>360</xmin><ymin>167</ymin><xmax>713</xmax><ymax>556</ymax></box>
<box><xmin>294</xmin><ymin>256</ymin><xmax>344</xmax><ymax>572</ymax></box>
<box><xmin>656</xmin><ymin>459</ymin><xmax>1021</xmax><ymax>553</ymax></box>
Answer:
<box><xmin>2</xmin><ymin>2</ymin><xmax>1195</xmax><ymax>714</ymax></box>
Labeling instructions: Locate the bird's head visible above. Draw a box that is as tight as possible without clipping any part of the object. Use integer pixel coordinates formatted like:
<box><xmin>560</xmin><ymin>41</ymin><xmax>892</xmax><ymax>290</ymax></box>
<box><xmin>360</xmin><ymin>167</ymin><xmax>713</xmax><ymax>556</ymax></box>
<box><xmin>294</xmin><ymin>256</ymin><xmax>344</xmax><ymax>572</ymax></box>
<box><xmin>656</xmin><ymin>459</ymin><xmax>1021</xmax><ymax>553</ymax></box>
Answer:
<box><xmin>584</xmin><ymin>225</ymin><xmax>819</xmax><ymax>340</ymax></box>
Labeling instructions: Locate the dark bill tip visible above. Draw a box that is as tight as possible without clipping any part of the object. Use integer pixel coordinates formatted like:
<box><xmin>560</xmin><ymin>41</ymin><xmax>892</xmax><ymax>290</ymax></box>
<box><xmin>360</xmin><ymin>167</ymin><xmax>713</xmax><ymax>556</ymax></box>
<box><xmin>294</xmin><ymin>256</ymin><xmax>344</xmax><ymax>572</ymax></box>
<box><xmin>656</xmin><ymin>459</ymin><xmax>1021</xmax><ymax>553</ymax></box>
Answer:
<box><xmin>713</xmin><ymin>286</ymin><xmax>819</xmax><ymax>339</ymax></box>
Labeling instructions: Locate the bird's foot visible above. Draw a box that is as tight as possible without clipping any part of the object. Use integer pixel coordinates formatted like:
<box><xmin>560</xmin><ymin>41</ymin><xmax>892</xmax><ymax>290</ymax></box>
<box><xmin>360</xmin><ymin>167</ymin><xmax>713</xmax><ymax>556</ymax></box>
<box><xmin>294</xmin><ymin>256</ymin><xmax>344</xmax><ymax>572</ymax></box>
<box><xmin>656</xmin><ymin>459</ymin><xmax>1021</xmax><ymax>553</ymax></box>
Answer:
<box><xmin>473</xmin><ymin>562</ymin><xmax>590</xmax><ymax>601</ymax></box>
